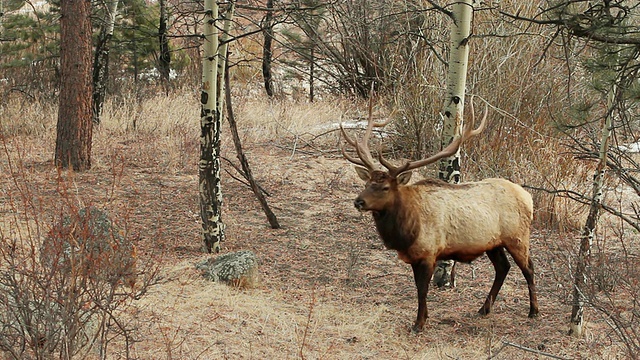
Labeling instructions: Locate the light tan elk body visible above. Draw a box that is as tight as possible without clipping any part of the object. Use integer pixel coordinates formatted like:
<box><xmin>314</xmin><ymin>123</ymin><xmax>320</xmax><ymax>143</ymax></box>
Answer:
<box><xmin>341</xmin><ymin>101</ymin><xmax>538</xmax><ymax>333</ymax></box>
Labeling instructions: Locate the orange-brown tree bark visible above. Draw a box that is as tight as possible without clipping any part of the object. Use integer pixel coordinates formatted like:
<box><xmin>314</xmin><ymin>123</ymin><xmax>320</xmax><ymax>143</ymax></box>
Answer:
<box><xmin>55</xmin><ymin>0</ymin><xmax>93</xmax><ymax>171</ymax></box>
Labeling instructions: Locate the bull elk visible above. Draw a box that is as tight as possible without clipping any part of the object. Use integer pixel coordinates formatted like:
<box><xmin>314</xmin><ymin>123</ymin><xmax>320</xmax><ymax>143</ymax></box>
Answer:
<box><xmin>341</xmin><ymin>100</ymin><xmax>539</xmax><ymax>333</ymax></box>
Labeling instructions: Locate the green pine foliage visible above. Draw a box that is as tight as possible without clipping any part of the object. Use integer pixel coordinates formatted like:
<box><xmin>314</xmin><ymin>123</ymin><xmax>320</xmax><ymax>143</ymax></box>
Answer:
<box><xmin>111</xmin><ymin>0</ymin><xmax>161</xmax><ymax>78</ymax></box>
<box><xmin>0</xmin><ymin>0</ymin><xmax>168</xmax><ymax>95</ymax></box>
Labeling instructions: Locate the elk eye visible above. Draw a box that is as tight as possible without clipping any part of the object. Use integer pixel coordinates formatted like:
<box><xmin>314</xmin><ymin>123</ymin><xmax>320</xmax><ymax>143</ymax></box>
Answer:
<box><xmin>381</xmin><ymin>185</ymin><xmax>390</xmax><ymax>191</ymax></box>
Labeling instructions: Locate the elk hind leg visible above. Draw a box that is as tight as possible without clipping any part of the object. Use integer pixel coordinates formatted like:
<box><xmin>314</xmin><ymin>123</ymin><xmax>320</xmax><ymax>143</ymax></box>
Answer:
<box><xmin>480</xmin><ymin>247</ymin><xmax>510</xmax><ymax>315</ymax></box>
<box><xmin>508</xmin><ymin>247</ymin><xmax>539</xmax><ymax>318</ymax></box>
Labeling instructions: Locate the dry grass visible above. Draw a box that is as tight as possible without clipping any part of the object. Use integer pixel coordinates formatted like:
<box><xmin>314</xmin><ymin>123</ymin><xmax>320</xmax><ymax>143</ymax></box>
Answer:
<box><xmin>130</xmin><ymin>259</ymin><xmax>494</xmax><ymax>360</ymax></box>
<box><xmin>0</xmin><ymin>91</ymin><xmax>636</xmax><ymax>359</ymax></box>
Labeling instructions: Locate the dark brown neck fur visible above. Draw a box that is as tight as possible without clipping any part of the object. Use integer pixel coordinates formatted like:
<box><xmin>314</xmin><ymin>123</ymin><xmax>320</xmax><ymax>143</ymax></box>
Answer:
<box><xmin>371</xmin><ymin>189</ymin><xmax>421</xmax><ymax>251</ymax></box>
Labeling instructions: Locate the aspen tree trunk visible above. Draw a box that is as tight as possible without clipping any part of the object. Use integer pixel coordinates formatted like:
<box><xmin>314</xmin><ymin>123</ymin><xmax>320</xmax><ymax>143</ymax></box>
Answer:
<box><xmin>433</xmin><ymin>0</ymin><xmax>473</xmax><ymax>288</ymax></box>
<box><xmin>92</xmin><ymin>0</ymin><xmax>119</xmax><ymax>125</ymax></box>
<box><xmin>216</xmin><ymin>1</ymin><xmax>235</xmax><ymax>117</ymax></box>
<box><xmin>200</xmin><ymin>0</ymin><xmax>224</xmax><ymax>253</ymax></box>
<box><xmin>569</xmin><ymin>86</ymin><xmax>615</xmax><ymax>337</ymax></box>
<box><xmin>1</xmin><ymin>0</ymin><xmax>4</xmax><ymax>40</ymax></box>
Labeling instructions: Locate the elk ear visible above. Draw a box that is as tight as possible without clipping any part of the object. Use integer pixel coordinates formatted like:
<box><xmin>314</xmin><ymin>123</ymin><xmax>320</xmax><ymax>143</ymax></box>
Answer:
<box><xmin>397</xmin><ymin>171</ymin><xmax>412</xmax><ymax>185</ymax></box>
<box><xmin>354</xmin><ymin>166</ymin><xmax>370</xmax><ymax>181</ymax></box>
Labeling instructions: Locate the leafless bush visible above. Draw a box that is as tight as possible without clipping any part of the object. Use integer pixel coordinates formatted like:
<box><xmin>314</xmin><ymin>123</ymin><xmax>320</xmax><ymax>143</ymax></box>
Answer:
<box><xmin>0</xmin><ymin>147</ymin><xmax>158</xmax><ymax>359</ymax></box>
<box><xmin>583</xmin><ymin>236</ymin><xmax>640</xmax><ymax>358</ymax></box>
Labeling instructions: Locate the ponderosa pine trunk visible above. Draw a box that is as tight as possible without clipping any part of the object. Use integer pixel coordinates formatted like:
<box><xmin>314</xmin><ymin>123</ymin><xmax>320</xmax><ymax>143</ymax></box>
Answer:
<box><xmin>434</xmin><ymin>0</ymin><xmax>473</xmax><ymax>288</ymax></box>
<box><xmin>56</xmin><ymin>0</ymin><xmax>93</xmax><ymax>171</ymax></box>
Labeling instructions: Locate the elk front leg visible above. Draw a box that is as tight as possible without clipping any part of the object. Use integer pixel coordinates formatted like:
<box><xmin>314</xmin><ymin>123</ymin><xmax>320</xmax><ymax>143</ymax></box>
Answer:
<box><xmin>411</xmin><ymin>259</ymin><xmax>435</xmax><ymax>333</ymax></box>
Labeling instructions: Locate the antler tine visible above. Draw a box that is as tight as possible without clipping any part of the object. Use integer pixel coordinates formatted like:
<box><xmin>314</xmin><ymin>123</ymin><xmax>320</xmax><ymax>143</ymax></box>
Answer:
<box><xmin>341</xmin><ymin>144</ymin><xmax>368</xmax><ymax>167</ymax></box>
<box><xmin>465</xmin><ymin>96</ymin><xmax>488</xmax><ymax>139</ymax></box>
<box><xmin>339</xmin><ymin>123</ymin><xmax>358</xmax><ymax>147</ymax></box>
<box><xmin>339</xmin><ymin>91</ymin><xmax>392</xmax><ymax>171</ymax></box>
<box><xmin>386</xmin><ymin>97</ymin><xmax>488</xmax><ymax>177</ymax></box>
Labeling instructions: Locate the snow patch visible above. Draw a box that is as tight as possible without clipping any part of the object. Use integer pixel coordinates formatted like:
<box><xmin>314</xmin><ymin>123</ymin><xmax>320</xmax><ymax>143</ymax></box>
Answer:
<box><xmin>618</xmin><ymin>142</ymin><xmax>640</xmax><ymax>153</ymax></box>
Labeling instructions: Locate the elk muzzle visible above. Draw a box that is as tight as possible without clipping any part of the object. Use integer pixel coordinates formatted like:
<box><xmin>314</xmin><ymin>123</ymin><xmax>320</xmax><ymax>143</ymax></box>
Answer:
<box><xmin>354</xmin><ymin>197</ymin><xmax>366</xmax><ymax>211</ymax></box>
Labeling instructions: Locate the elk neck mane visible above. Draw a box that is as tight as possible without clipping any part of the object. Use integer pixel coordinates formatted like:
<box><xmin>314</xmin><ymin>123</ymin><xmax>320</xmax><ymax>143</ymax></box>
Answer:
<box><xmin>371</xmin><ymin>185</ymin><xmax>422</xmax><ymax>252</ymax></box>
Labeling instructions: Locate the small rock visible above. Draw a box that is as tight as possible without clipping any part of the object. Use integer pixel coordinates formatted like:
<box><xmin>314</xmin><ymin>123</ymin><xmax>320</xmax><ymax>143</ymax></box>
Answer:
<box><xmin>41</xmin><ymin>206</ymin><xmax>137</xmax><ymax>287</ymax></box>
<box><xmin>196</xmin><ymin>250</ymin><xmax>259</xmax><ymax>289</ymax></box>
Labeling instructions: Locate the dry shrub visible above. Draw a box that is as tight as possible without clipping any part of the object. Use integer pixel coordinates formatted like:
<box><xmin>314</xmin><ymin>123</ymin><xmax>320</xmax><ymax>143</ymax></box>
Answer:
<box><xmin>100</xmin><ymin>90</ymin><xmax>197</xmax><ymax>136</ymax></box>
<box><xmin>41</xmin><ymin>206</ymin><xmax>138</xmax><ymax>289</ymax></box>
<box><xmin>0</xmin><ymin>143</ymin><xmax>158</xmax><ymax>360</ymax></box>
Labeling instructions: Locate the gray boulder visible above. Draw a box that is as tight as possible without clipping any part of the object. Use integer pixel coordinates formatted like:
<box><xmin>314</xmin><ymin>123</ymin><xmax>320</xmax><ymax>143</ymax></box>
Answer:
<box><xmin>41</xmin><ymin>206</ymin><xmax>137</xmax><ymax>287</ymax></box>
<box><xmin>196</xmin><ymin>250</ymin><xmax>259</xmax><ymax>288</ymax></box>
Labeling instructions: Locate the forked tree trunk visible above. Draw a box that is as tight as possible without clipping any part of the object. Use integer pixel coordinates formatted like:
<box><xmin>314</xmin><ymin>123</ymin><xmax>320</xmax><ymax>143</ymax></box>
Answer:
<box><xmin>200</xmin><ymin>0</ymin><xmax>223</xmax><ymax>253</ymax></box>
<box><xmin>56</xmin><ymin>0</ymin><xmax>93</xmax><ymax>171</ymax></box>
<box><xmin>569</xmin><ymin>86</ymin><xmax>615</xmax><ymax>337</ymax></box>
<box><xmin>433</xmin><ymin>0</ymin><xmax>473</xmax><ymax>288</ymax></box>
<box><xmin>225</xmin><ymin>63</ymin><xmax>280</xmax><ymax>229</ymax></box>
<box><xmin>92</xmin><ymin>0</ymin><xmax>119</xmax><ymax>125</ymax></box>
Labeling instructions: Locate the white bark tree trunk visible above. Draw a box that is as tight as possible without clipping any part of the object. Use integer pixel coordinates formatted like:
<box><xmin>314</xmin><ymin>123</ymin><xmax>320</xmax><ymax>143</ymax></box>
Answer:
<box><xmin>569</xmin><ymin>86</ymin><xmax>615</xmax><ymax>337</ymax></box>
<box><xmin>92</xmin><ymin>0</ymin><xmax>119</xmax><ymax>124</ymax></box>
<box><xmin>216</xmin><ymin>2</ymin><xmax>236</xmax><ymax>119</ymax></box>
<box><xmin>200</xmin><ymin>0</ymin><xmax>224</xmax><ymax>253</ymax></box>
<box><xmin>0</xmin><ymin>0</ymin><xmax>4</xmax><ymax>37</ymax></box>
<box><xmin>434</xmin><ymin>0</ymin><xmax>473</xmax><ymax>288</ymax></box>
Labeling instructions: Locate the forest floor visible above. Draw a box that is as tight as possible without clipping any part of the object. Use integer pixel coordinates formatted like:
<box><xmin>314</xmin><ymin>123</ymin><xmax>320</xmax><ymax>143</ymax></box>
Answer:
<box><xmin>0</xmin><ymin>107</ymin><xmax>630</xmax><ymax>359</ymax></box>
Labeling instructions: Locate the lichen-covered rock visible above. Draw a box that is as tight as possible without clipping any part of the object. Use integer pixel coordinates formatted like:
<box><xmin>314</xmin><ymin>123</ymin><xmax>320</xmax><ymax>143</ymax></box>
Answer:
<box><xmin>196</xmin><ymin>250</ymin><xmax>259</xmax><ymax>289</ymax></box>
<box><xmin>41</xmin><ymin>206</ymin><xmax>137</xmax><ymax>287</ymax></box>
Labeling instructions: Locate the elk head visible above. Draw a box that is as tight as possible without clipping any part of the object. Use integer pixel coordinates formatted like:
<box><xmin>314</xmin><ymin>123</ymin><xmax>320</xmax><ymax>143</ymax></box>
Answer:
<box><xmin>341</xmin><ymin>98</ymin><xmax>487</xmax><ymax>213</ymax></box>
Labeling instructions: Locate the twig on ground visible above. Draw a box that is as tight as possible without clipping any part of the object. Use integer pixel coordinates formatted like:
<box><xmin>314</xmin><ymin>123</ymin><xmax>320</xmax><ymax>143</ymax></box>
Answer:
<box><xmin>290</xmin><ymin>135</ymin><xmax>299</xmax><ymax>160</ymax></box>
<box><xmin>271</xmin><ymin>144</ymin><xmax>316</xmax><ymax>156</ymax></box>
<box><xmin>492</xmin><ymin>340</ymin><xmax>571</xmax><ymax>360</ymax></box>
<box><xmin>299</xmin><ymin>288</ymin><xmax>317</xmax><ymax>360</ymax></box>
<box><xmin>367</xmin><ymin>273</ymin><xmax>399</xmax><ymax>280</ymax></box>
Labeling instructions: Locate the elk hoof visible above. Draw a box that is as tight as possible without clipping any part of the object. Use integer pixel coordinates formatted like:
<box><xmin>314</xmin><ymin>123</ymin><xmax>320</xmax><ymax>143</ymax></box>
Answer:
<box><xmin>478</xmin><ymin>306</ymin><xmax>491</xmax><ymax>316</ymax></box>
<box><xmin>411</xmin><ymin>324</ymin><xmax>423</xmax><ymax>334</ymax></box>
<box><xmin>528</xmin><ymin>310</ymin><xmax>539</xmax><ymax>318</ymax></box>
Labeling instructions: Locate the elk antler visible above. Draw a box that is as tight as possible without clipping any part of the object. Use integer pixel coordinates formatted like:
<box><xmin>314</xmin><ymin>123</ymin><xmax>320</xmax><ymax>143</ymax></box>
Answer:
<box><xmin>340</xmin><ymin>94</ymin><xmax>391</xmax><ymax>171</ymax></box>
<box><xmin>380</xmin><ymin>96</ymin><xmax>488</xmax><ymax>177</ymax></box>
